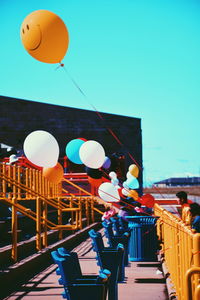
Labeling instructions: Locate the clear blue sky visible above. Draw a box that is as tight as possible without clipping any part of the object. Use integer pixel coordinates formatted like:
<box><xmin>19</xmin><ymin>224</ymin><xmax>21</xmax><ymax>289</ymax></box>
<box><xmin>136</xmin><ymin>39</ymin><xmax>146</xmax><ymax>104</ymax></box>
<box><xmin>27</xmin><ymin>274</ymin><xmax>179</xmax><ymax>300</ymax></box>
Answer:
<box><xmin>1</xmin><ymin>0</ymin><xmax>200</xmax><ymax>186</ymax></box>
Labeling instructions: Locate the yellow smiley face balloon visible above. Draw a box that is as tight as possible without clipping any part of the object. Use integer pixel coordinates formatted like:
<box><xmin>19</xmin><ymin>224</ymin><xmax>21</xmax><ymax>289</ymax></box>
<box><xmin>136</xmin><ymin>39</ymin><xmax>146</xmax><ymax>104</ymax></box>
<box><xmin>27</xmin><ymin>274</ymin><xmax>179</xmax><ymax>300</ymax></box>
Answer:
<box><xmin>20</xmin><ymin>10</ymin><xmax>69</xmax><ymax>64</ymax></box>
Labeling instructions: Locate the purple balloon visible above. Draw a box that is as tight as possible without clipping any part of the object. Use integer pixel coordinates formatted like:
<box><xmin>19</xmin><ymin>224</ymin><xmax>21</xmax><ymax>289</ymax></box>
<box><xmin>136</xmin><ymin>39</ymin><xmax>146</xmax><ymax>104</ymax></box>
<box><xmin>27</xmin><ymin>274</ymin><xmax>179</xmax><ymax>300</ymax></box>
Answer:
<box><xmin>102</xmin><ymin>156</ymin><xmax>111</xmax><ymax>169</ymax></box>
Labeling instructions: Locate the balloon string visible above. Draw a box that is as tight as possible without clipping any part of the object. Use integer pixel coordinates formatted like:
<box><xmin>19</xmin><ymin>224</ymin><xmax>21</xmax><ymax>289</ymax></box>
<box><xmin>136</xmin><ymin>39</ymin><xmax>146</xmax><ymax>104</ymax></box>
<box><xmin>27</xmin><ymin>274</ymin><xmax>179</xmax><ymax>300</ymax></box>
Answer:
<box><xmin>62</xmin><ymin>65</ymin><xmax>86</xmax><ymax>97</ymax></box>
<box><xmin>61</xmin><ymin>66</ymin><xmax>141</xmax><ymax>162</ymax></box>
<box><xmin>57</xmin><ymin>64</ymin><xmax>168</xmax><ymax>199</ymax></box>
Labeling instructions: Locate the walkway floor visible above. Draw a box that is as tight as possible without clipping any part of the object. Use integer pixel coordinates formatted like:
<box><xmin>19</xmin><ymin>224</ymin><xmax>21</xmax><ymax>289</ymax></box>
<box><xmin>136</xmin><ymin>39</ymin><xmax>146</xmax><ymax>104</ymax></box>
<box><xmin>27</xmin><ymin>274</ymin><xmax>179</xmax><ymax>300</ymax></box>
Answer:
<box><xmin>3</xmin><ymin>230</ymin><xmax>168</xmax><ymax>300</ymax></box>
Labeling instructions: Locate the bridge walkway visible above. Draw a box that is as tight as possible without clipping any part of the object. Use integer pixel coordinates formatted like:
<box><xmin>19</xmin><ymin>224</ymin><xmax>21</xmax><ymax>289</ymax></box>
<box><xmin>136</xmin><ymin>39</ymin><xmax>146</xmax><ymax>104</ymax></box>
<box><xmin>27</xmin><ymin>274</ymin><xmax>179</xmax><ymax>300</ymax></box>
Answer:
<box><xmin>4</xmin><ymin>229</ymin><xmax>168</xmax><ymax>300</ymax></box>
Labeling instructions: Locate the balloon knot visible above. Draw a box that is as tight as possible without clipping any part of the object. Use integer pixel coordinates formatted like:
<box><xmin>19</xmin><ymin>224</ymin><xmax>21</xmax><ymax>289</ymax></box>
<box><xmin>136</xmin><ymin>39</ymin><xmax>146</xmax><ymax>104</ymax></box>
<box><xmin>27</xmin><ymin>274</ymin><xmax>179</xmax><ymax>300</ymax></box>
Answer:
<box><xmin>55</xmin><ymin>63</ymin><xmax>64</xmax><ymax>71</ymax></box>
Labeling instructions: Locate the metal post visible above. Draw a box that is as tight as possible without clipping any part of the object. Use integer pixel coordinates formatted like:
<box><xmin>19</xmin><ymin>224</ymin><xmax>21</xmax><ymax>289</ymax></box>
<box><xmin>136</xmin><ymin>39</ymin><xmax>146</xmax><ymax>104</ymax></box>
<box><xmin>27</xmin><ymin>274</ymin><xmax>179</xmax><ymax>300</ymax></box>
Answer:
<box><xmin>79</xmin><ymin>199</ymin><xmax>82</xmax><ymax>229</ymax></box>
<box><xmin>42</xmin><ymin>201</ymin><xmax>48</xmax><ymax>248</ymax></box>
<box><xmin>11</xmin><ymin>197</ymin><xmax>17</xmax><ymax>262</ymax></box>
<box><xmin>36</xmin><ymin>197</ymin><xmax>41</xmax><ymax>251</ymax></box>
<box><xmin>58</xmin><ymin>197</ymin><xmax>63</xmax><ymax>240</ymax></box>
<box><xmin>185</xmin><ymin>267</ymin><xmax>200</xmax><ymax>300</ymax></box>
<box><xmin>85</xmin><ymin>198</ymin><xmax>90</xmax><ymax>226</ymax></box>
<box><xmin>91</xmin><ymin>197</ymin><xmax>94</xmax><ymax>223</ymax></box>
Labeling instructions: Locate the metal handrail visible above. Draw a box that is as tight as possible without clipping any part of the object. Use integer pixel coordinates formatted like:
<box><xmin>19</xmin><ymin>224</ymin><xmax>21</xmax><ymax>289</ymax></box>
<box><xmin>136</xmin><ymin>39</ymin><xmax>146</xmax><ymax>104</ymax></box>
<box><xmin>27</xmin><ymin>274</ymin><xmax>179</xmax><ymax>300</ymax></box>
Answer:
<box><xmin>0</xmin><ymin>163</ymin><xmax>106</xmax><ymax>261</ymax></box>
<box><xmin>155</xmin><ymin>203</ymin><xmax>200</xmax><ymax>300</ymax></box>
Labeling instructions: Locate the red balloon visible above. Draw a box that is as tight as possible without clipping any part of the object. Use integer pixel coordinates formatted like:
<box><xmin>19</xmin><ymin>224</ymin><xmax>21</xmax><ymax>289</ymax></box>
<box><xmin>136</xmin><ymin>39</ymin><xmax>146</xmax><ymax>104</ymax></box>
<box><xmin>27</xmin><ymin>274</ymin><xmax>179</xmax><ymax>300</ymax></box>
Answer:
<box><xmin>140</xmin><ymin>193</ymin><xmax>155</xmax><ymax>208</ymax></box>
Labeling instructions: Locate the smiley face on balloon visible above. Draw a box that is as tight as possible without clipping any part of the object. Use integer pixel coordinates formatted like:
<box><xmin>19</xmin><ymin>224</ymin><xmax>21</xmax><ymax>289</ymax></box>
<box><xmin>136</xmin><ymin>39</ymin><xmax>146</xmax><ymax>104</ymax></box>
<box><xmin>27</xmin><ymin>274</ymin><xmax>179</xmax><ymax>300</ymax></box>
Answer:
<box><xmin>20</xmin><ymin>10</ymin><xmax>69</xmax><ymax>64</ymax></box>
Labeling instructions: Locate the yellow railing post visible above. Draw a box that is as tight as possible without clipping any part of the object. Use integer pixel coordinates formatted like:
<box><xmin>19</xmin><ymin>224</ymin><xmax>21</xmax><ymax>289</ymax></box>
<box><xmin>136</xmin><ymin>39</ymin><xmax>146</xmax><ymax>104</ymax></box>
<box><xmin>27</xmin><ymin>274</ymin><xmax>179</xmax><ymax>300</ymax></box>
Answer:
<box><xmin>185</xmin><ymin>267</ymin><xmax>200</xmax><ymax>300</ymax></box>
<box><xmin>7</xmin><ymin>164</ymin><xmax>12</xmax><ymax>197</ymax></box>
<box><xmin>70</xmin><ymin>197</ymin><xmax>74</xmax><ymax>225</ymax></box>
<box><xmin>11</xmin><ymin>197</ymin><xmax>18</xmax><ymax>262</ymax></box>
<box><xmin>75</xmin><ymin>206</ymin><xmax>79</xmax><ymax>229</ymax></box>
<box><xmin>25</xmin><ymin>168</ymin><xmax>29</xmax><ymax>199</ymax></box>
<box><xmin>78</xmin><ymin>198</ymin><xmax>82</xmax><ymax>229</ymax></box>
<box><xmin>193</xmin><ymin>233</ymin><xmax>200</xmax><ymax>268</ymax></box>
<box><xmin>2</xmin><ymin>163</ymin><xmax>6</xmax><ymax>197</ymax></box>
<box><xmin>193</xmin><ymin>233</ymin><xmax>200</xmax><ymax>296</ymax></box>
<box><xmin>12</xmin><ymin>165</ymin><xmax>17</xmax><ymax>199</ymax></box>
<box><xmin>85</xmin><ymin>198</ymin><xmax>90</xmax><ymax>226</ymax></box>
<box><xmin>58</xmin><ymin>197</ymin><xmax>63</xmax><ymax>240</ymax></box>
<box><xmin>36</xmin><ymin>197</ymin><xmax>41</xmax><ymax>251</ymax></box>
<box><xmin>17</xmin><ymin>166</ymin><xmax>21</xmax><ymax>199</ymax></box>
<box><xmin>42</xmin><ymin>197</ymin><xmax>48</xmax><ymax>248</ymax></box>
<box><xmin>194</xmin><ymin>284</ymin><xmax>200</xmax><ymax>300</ymax></box>
<box><xmin>91</xmin><ymin>197</ymin><xmax>95</xmax><ymax>223</ymax></box>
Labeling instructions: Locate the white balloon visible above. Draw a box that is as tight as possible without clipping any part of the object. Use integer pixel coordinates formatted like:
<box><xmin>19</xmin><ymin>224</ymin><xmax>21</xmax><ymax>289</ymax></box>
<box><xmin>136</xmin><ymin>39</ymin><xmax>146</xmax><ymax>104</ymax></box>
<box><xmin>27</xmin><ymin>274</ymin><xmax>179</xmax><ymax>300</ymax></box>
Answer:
<box><xmin>98</xmin><ymin>182</ymin><xmax>120</xmax><ymax>202</ymax></box>
<box><xmin>23</xmin><ymin>130</ymin><xmax>59</xmax><ymax>168</ymax></box>
<box><xmin>79</xmin><ymin>140</ymin><xmax>105</xmax><ymax>168</ymax></box>
<box><xmin>109</xmin><ymin>171</ymin><xmax>117</xmax><ymax>179</ymax></box>
<box><xmin>122</xmin><ymin>181</ymin><xmax>129</xmax><ymax>189</ymax></box>
<box><xmin>122</xmin><ymin>188</ymin><xmax>129</xmax><ymax>196</ymax></box>
<box><xmin>111</xmin><ymin>178</ymin><xmax>119</xmax><ymax>186</ymax></box>
<box><xmin>126</xmin><ymin>171</ymin><xmax>133</xmax><ymax>179</ymax></box>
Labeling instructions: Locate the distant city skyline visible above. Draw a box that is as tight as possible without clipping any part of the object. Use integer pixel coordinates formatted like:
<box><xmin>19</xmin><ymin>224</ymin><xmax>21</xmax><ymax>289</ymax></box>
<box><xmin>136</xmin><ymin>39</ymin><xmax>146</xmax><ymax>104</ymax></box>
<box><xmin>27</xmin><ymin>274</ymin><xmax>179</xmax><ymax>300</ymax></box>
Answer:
<box><xmin>1</xmin><ymin>0</ymin><xmax>200</xmax><ymax>186</ymax></box>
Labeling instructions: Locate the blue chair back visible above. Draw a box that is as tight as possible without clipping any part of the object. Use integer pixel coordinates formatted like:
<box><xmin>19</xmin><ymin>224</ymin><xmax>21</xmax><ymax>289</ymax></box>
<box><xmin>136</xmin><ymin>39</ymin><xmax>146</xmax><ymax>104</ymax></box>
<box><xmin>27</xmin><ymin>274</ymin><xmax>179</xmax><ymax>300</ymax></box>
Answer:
<box><xmin>57</xmin><ymin>247</ymin><xmax>82</xmax><ymax>278</ymax></box>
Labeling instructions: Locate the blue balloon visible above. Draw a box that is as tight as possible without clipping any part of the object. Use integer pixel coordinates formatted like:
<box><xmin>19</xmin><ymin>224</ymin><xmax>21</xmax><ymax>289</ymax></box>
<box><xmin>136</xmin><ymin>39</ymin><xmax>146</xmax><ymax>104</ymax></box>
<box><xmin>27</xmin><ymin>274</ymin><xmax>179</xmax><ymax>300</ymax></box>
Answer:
<box><xmin>65</xmin><ymin>139</ymin><xmax>85</xmax><ymax>164</ymax></box>
<box><xmin>102</xmin><ymin>156</ymin><xmax>111</xmax><ymax>169</ymax></box>
<box><xmin>125</xmin><ymin>176</ymin><xmax>139</xmax><ymax>189</ymax></box>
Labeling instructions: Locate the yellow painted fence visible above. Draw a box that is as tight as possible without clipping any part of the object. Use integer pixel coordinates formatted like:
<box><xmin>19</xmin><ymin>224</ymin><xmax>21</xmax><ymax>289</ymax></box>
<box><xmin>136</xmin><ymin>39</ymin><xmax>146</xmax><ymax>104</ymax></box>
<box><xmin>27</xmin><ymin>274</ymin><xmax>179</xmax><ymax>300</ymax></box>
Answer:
<box><xmin>0</xmin><ymin>163</ymin><xmax>109</xmax><ymax>261</ymax></box>
<box><xmin>155</xmin><ymin>203</ymin><xmax>200</xmax><ymax>300</ymax></box>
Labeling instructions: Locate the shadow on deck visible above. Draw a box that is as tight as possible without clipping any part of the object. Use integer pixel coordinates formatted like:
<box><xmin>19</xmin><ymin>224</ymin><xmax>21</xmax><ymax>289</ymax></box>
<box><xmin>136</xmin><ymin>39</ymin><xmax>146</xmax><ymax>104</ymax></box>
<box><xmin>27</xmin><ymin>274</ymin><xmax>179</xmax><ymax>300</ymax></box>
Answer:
<box><xmin>1</xmin><ymin>227</ymin><xmax>169</xmax><ymax>300</ymax></box>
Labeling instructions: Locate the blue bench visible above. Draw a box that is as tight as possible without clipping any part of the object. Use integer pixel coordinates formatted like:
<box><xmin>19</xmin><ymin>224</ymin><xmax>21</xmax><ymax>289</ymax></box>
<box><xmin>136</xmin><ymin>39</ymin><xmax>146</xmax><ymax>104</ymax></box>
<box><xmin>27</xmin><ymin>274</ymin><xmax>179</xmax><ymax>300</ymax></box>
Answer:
<box><xmin>102</xmin><ymin>221</ymin><xmax>130</xmax><ymax>266</ymax></box>
<box><xmin>51</xmin><ymin>249</ymin><xmax>109</xmax><ymax>300</ymax></box>
<box><xmin>88</xmin><ymin>229</ymin><xmax>125</xmax><ymax>300</ymax></box>
<box><xmin>56</xmin><ymin>247</ymin><xmax>111</xmax><ymax>279</ymax></box>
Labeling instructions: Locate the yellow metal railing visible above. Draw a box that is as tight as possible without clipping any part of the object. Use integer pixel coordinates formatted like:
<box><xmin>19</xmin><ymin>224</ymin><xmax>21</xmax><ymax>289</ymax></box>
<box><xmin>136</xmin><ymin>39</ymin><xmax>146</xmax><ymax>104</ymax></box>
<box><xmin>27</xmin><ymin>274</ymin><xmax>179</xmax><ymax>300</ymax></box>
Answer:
<box><xmin>0</xmin><ymin>163</ymin><xmax>108</xmax><ymax>262</ymax></box>
<box><xmin>186</xmin><ymin>267</ymin><xmax>200</xmax><ymax>300</ymax></box>
<box><xmin>155</xmin><ymin>203</ymin><xmax>200</xmax><ymax>300</ymax></box>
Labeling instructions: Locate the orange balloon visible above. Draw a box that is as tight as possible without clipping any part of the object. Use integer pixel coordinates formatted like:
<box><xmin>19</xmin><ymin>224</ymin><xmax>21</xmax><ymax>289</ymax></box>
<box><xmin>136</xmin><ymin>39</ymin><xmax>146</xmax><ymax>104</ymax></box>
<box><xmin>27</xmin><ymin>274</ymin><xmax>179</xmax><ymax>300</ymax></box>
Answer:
<box><xmin>20</xmin><ymin>10</ymin><xmax>69</xmax><ymax>63</ymax></box>
<box><xmin>128</xmin><ymin>164</ymin><xmax>139</xmax><ymax>178</ymax></box>
<box><xmin>43</xmin><ymin>162</ymin><xmax>64</xmax><ymax>184</ymax></box>
<box><xmin>128</xmin><ymin>189</ymin><xmax>139</xmax><ymax>201</ymax></box>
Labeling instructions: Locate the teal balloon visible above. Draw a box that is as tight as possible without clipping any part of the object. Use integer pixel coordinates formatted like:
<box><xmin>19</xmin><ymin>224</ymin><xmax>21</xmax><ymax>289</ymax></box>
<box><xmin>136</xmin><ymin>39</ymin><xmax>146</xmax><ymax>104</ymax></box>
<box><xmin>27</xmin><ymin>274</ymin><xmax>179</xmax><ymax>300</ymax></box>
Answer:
<box><xmin>65</xmin><ymin>139</ymin><xmax>85</xmax><ymax>164</ymax></box>
<box><xmin>125</xmin><ymin>176</ymin><xmax>139</xmax><ymax>189</ymax></box>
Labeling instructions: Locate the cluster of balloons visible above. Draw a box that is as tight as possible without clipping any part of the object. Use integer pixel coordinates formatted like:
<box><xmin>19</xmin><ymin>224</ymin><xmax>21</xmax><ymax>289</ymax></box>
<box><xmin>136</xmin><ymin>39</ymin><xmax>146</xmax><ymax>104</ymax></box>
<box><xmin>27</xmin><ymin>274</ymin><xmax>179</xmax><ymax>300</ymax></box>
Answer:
<box><xmin>97</xmin><ymin>161</ymin><xmax>155</xmax><ymax>208</ymax></box>
<box><xmin>120</xmin><ymin>164</ymin><xmax>139</xmax><ymax>200</ymax></box>
<box><xmin>20</xmin><ymin>10</ymin><xmax>69</xmax><ymax>64</ymax></box>
<box><xmin>23</xmin><ymin>130</ymin><xmax>64</xmax><ymax>184</ymax></box>
<box><xmin>23</xmin><ymin>131</ymin><xmax>155</xmax><ymax>207</ymax></box>
<box><xmin>66</xmin><ymin>138</ymin><xmax>110</xmax><ymax>189</ymax></box>
<box><xmin>97</xmin><ymin>164</ymin><xmax>140</xmax><ymax>204</ymax></box>
<box><xmin>66</xmin><ymin>138</ymin><xmax>106</xmax><ymax>169</ymax></box>
<box><xmin>23</xmin><ymin>132</ymin><xmax>110</xmax><ymax>187</ymax></box>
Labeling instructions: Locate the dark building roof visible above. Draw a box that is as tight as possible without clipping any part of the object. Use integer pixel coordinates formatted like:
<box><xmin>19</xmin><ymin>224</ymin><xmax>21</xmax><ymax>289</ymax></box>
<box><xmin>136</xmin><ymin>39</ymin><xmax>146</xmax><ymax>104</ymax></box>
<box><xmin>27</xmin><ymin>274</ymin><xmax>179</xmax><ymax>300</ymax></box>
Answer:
<box><xmin>154</xmin><ymin>177</ymin><xmax>200</xmax><ymax>186</ymax></box>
